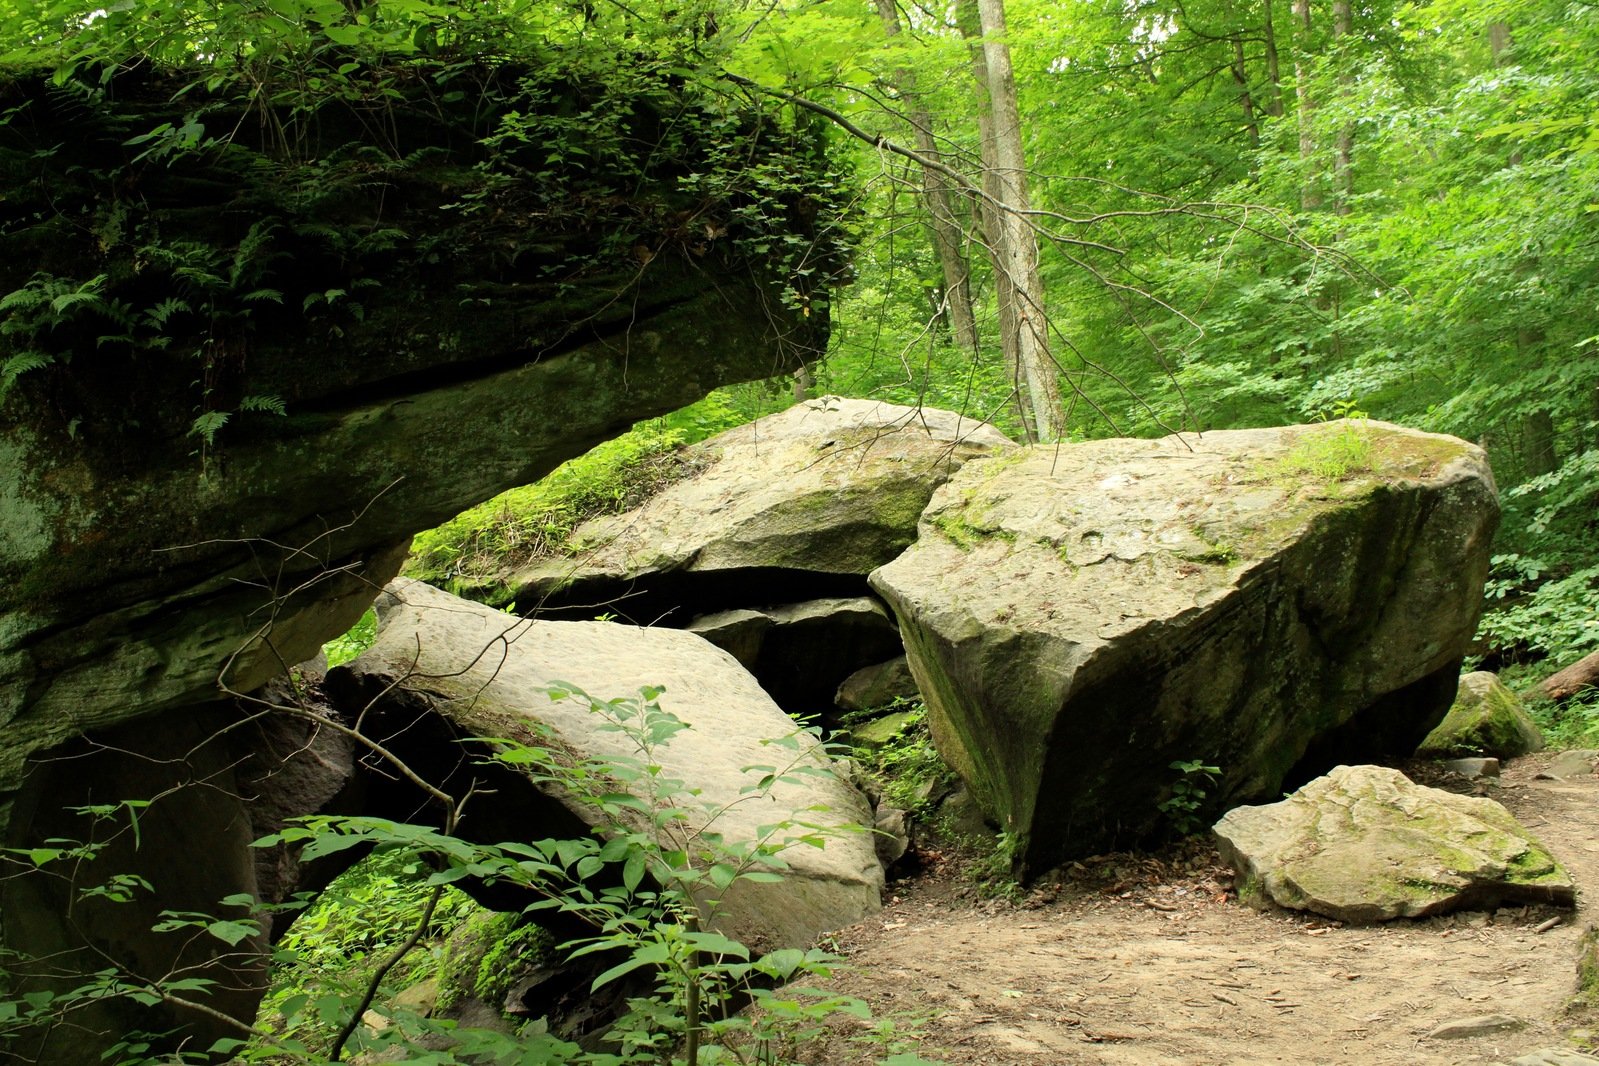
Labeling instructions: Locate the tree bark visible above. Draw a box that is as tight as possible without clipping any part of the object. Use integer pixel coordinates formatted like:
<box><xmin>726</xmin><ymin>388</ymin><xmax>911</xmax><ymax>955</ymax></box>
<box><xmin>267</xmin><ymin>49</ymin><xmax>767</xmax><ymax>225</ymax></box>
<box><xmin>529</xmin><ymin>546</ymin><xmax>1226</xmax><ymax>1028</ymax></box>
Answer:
<box><xmin>1331</xmin><ymin>0</ymin><xmax>1353</xmax><ymax>215</ymax></box>
<box><xmin>1537</xmin><ymin>649</ymin><xmax>1599</xmax><ymax>703</ymax></box>
<box><xmin>960</xmin><ymin>0</ymin><xmax>1063</xmax><ymax>441</ymax></box>
<box><xmin>1262</xmin><ymin>0</ymin><xmax>1285</xmax><ymax>116</ymax></box>
<box><xmin>1292</xmin><ymin>0</ymin><xmax>1321</xmax><ymax>211</ymax></box>
<box><xmin>876</xmin><ymin>0</ymin><xmax>980</xmax><ymax>357</ymax></box>
<box><xmin>1233</xmin><ymin>37</ymin><xmax>1262</xmax><ymax>148</ymax></box>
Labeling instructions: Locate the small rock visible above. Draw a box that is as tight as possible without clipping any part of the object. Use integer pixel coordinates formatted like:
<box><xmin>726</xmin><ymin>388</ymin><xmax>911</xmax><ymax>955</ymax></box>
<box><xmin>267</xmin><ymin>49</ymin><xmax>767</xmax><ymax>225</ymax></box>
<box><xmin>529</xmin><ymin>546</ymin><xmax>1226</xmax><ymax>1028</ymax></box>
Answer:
<box><xmin>836</xmin><ymin>656</ymin><xmax>921</xmax><ymax>713</ymax></box>
<box><xmin>1537</xmin><ymin>750</ymin><xmax>1599</xmax><ymax>779</ymax></box>
<box><xmin>1425</xmin><ymin>1013</ymin><xmax>1523</xmax><ymax>1039</ymax></box>
<box><xmin>874</xmin><ymin>805</ymin><xmax>911</xmax><ymax>866</ymax></box>
<box><xmin>844</xmin><ymin>710</ymin><xmax>916</xmax><ymax>751</ymax></box>
<box><xmin>1444</xmin><ymin>757</ymin><xmax>1501</xmax><ymax>779</ymax></box>
<box><xmin>1505</xmin><ymin>1050</ymin><xmax>1599</xmax><ymax>1066</ymax></box>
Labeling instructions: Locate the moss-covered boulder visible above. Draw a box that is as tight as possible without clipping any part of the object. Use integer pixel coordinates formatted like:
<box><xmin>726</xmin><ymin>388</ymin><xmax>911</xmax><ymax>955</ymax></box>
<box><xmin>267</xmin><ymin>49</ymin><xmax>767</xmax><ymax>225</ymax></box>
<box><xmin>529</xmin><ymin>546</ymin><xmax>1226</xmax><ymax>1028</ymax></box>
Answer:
<box><xmin>1418</xmin><ymin>672</ymin><xmax>1545</xmax><ymax>758</ymax></box>
<box><xmin>1213</xmin><ymin>764</ymin><xmax>1572</xmax><ymax>922</ymax></box>
<box><xmin>869</xmin><ymin>421</ymin><xmax>1498</xmax><ymax>872</ymax></box>
<box><xmin>477</xmin><ymin>399</ymin><xmax>1014</xmax><ymax>618</ymax></box>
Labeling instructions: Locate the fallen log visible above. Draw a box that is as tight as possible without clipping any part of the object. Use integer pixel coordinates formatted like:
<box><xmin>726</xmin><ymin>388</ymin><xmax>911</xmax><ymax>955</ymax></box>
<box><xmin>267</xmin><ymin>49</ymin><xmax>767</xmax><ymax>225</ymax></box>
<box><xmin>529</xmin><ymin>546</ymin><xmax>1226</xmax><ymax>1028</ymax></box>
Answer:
<box><xmin>1537</xmin><ymin>649</ymin><xmax>1599</xmax><ymax>702</ymax></box>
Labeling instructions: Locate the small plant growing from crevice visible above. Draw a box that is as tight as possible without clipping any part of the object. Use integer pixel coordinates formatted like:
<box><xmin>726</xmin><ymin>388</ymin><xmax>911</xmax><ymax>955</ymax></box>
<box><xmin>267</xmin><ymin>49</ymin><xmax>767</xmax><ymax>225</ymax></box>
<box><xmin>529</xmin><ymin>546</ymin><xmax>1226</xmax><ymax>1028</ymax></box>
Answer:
<box><xmin>1158</xmin><ymin>759</ymin><xmax>1221</xmax><ymax>837</ymax></box>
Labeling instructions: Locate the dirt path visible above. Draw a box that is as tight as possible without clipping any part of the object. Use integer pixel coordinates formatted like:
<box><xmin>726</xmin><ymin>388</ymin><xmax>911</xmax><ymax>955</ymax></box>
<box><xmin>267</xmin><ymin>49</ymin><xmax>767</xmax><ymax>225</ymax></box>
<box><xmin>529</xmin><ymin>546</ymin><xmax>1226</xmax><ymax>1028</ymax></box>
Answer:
<box><xmin>821</xmin><ymin>757</ymin><xmax>1599</xmax><ymax>1065</ymax></box>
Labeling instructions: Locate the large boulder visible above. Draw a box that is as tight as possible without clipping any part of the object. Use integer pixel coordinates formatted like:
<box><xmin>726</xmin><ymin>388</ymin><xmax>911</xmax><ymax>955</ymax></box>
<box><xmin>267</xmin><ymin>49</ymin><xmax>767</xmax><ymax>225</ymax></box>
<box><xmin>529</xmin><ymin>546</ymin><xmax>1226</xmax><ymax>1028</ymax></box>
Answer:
<box><xmin>482</xmin><ymin>399</ymin><xmax>1014</xmax><ymax>618</ymax></box>
<box><xmin>1418</xmin><ymin>672</ymin><xmax>1544</xmax><ymax>758</ymax></box>
<box><xmin>870</xmin><ymin>421</ymin><xmax>1498</xmax><ymax>872</ymax></box>
<box><xmin>1213</xmin><ymin>764</ymin><xmax>1573</xmax><ymax>922</ymax></box>
<box><xmin>331</xmin><ymin>579</ymin><xmax>884</xmax><ymax>953</ymax></box>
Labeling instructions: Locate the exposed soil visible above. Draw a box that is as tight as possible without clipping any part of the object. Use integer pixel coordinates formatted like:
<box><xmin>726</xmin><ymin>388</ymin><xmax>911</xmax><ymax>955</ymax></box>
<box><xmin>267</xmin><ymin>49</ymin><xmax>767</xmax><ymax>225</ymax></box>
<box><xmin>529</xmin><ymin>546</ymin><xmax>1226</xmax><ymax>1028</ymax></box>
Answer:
<box><xmin>815</xmin><ymin>755</ymin><xmax>1599</xmax><ymax>1065</ymax></box>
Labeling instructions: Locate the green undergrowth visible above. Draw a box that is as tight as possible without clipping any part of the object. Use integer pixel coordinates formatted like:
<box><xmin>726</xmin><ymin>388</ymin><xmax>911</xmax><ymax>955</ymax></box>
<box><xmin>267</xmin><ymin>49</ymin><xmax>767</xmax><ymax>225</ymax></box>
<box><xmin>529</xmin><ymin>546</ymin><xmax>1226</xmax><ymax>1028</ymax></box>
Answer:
<box><xmin>406</xmin><ymin>387</ymin><xmax>792</xmax><ymax>590</ymax></box>
<box><xmin>844</xmin><ymin>701</ymin><xmax>956</xmax><ymax>818</ymax></box>
<box><xmin>255</xmin><ymin>850</ymin><xmax>483</xmax><ymax>1058</ymax></box>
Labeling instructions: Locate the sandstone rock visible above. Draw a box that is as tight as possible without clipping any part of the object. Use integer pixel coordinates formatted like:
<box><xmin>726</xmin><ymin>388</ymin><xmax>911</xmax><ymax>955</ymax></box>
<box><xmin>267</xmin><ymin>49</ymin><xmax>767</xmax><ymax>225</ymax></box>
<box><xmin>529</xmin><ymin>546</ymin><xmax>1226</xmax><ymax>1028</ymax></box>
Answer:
<box><xmin>1443</xmin><ymin>757</ymin><xmax>1502</xmax><ymax>779</ymax></box>
<box><xmin>333</xmin><ymin>579</ymin><xmax>883</xmax><ymax>953</ymax></box>
<box><xmin>1213</xmin><ymin>765</ymin><xmax>1573</xmax><ymax>922</ymax></box>
<box><xmin>873</xmin><ymin>805</ymin><xmax>911</xmax><ymax>867</ymax></box>
<box><xmin>1538</xmin><ymin>751</ymin><xmax>1598</xmax><ymax>779</ymax></box>
<box><xmin>1426</xmin><ymin>1013</ymin><xmax>1523</xmax><ymax>1039</ymax></box>
<box><xmin>844</xmin><ymin>710</ymin><xmax>918</xmax><ymax>751</ymax></box>
<box><xmin>687</xmin><ymin>598</ymin><xmax>903</xmax><ymax>720</ymax></box>
<box><xmin>870</xmin><ymin>421</ymin><xmax>1498</xmax><ymax>870</ymax></box>
<box><xmin>1506</xmin><ymin>1051</ymin><xmax>1599</xmax><ymax>1066</ymax></box>
<box><xmin>1419</xmin><ymin>672</ymin><xmax>1544</xmax><ymax>758</ymax></box>
<box><xmin>836</xmin><ymin>656</ymin><xmax>921</xmax><ymax>713</ymax></box>
<box><xmin>492</xmin><ymin>399</ymin><xmax>1013</xmax><ymax>618</ymax></box>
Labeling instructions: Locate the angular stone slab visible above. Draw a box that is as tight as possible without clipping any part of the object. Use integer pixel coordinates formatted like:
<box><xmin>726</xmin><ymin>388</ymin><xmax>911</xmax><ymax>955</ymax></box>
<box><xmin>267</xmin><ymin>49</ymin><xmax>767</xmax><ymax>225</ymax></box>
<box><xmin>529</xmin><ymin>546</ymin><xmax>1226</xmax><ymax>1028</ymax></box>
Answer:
<box><xmin>335</xmin><ymin>579</ymin><xmax>883</xmax><ymax>953</ymax></box>
<box><xmin>870</xmin><ymin>422</ymin><xmax>1498</xmax><ymax>870</ymax></box>
<box><xmin>1419</xmin><ymin>671</ymin><xmax>1544</xmax><ymax>758</ymax></box>
<box><xmin>492</xmin><ymin>399</ymin><xmax>1013</xmax><ymax>614</ymax></box>
<box><xmin>1213</xmin><ymin>765</ymin><xmax>1573</xmax><ymax>922</ymax></box>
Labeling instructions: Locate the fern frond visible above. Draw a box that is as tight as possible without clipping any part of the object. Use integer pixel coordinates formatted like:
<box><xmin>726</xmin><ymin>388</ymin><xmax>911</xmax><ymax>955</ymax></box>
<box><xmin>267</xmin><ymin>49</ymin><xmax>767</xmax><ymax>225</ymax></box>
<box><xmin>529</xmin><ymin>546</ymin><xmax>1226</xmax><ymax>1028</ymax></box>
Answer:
<box><xmin>239</xmin><ymin>394</ymin><xmax>287</xmax><ymax>415</ymax></box>
<box><xmin>0</xmin><ymin>350</ymin><xmax>56</xmax><ymax>397</ymax></box>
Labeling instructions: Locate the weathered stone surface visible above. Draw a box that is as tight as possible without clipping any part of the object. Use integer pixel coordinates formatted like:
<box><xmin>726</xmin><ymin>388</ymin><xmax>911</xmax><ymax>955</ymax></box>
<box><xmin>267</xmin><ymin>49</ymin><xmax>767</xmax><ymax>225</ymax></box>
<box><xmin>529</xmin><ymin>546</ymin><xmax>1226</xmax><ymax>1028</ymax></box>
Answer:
<box><xmin>1419</xmin><ymin>672</ymin><xmax>1544</xmax><ymax>758</ymax></box>
<box><xmin>1426</xmin><ymin>1014</ymin><xmax>1524</xmax><ymax>1039</ymax></box>
<box><xmin>687</xmin><ymin>598</ymin><xmax>903</xmax><ymax>719</ymax></box>
<box><xmin>870</xmin><ymin>421</ymin><xmax>1498</xmax><ymax>870</ymax></box>
<box><xmin>843</xmin><ymin>710</ymin><xmax>918</xmax><ymax>750</ymax></box>
<box><xmin>334</xmin><ymin>579</ymin><xmax>883</xmax><ymax>952</ymax></box>
<box><xmin>1506</xmin><ymin>1050</ymin><xmax>1599</xmax><ymax>1066</ymax></box>
<box><xmin>1</xmin><ymin>707</ymin><xmax>270</xmax><ymax>1065</ymax></box>
<box><xmin>1213</xmin><ymin>765</ymin><xmax>1573</xmax><ymax>922</ymax></box>
<box><xmin>836</xmin><ymin>656</ymin><xmax>921</xmax><ymax>713</ymax></box>
<box><xmin>1443</xmin><ymin>757</ymin><xmax>1502</xmax><ymax>779</ymax></box>
<box><xmin>491</xmin><ymin>399</ymin><xmax>1013</xmax><ymax>616</ymax></box>
<box><xmin>1538</xmin><ymin>751</ymin><xmax>1598</xmax><ymax>780</ymax></box>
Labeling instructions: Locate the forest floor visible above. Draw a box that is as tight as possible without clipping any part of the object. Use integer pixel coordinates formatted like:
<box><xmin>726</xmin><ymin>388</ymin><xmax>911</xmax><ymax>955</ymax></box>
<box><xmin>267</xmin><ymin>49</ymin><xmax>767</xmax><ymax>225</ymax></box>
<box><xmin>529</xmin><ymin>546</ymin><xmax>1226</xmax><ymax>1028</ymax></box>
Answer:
<box><xmin>815</xmin><ymin>754</ymin><xmax>1599</xmax><ymax>1066</ymax></box>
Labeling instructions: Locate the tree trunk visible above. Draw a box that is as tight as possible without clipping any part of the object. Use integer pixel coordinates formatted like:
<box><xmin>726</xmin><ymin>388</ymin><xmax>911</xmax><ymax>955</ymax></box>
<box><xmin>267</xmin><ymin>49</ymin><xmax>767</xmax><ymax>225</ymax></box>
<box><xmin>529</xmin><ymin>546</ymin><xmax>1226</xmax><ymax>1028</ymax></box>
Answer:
<box><xmin>877</xmin><ymin>0</ymin><xmax>980</xmax><ymax>357</ymax></box>
<box><xmin>1331</xmin><ymin>0</ymin><xmax>1353</xmax><ymax>215</ymax></box>
<box><xmin>1233</xmin><ymin>37</ymin><xmax>1262</xmax><ymax>148</ymax></box>
<box><xmin>1520</xmin><ymin>407</ymin><xmax>1559</xmax><ymax>477</ymax></box>
<box><xmin>961</xmin><ymin>0</ymin><xmax>1063</xmax><ymax>441</ymax></box>
<box><xmin>1262</xmin><ymin>0</ymin><xmax>1285</xmax><ymax>116</ymax></box>
<box><xmin>1292</xmin><ymin>0</ymin><xmax>1321</xmax><ymax>211</ymax></box>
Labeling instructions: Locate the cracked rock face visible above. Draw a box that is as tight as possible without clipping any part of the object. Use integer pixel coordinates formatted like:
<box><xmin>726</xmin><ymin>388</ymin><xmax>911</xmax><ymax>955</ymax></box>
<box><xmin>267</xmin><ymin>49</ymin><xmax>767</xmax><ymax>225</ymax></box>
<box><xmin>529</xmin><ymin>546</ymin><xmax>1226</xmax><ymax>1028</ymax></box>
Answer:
<box><xmin>869</xmin><ymin>421</ymin><xmax>1499</xmax><ymax>872</ymax></box>
<box><xmin>1213</xmin><ymin>764</ymin><xmax>1572</xmax><ymax>922</ymax></box>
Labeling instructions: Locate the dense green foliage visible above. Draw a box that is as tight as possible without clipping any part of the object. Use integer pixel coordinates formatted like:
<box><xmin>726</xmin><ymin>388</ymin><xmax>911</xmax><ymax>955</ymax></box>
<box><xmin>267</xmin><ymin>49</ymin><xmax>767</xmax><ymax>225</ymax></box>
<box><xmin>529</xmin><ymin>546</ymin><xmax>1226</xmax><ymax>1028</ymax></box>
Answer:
<box><xmin>0</xmin><ymin>0</ymin><xmax>849</xmax><ymax>458</ymax></box>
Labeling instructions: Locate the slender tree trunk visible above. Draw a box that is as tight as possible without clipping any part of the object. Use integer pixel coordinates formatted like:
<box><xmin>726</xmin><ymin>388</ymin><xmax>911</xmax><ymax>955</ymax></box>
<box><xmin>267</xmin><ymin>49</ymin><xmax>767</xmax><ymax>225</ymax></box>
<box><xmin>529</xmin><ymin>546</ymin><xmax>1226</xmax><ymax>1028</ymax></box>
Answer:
<box><xmin>1262</xmin><ymin>0</ymin><xmax>1285</xmax><ymax>116</ymax></box>
<box><xmin>1232</xmin><ymin>37</ymin><xmax>1261</xmax><ymax>148</ymax></box>
<box><xmin>960</xmin><ymin>0</ymin><xmax>1063</xmax><ymax>441</ymax></box>
<box><xmin>876</xmin><ymin>0</ymin><xmax>980</xmax><ymax>357</ymax></box>
<box><xmin>1292</xmin><ymin>0</ymin><xmax>1321</xmax><ymax>211</ymax></box>
<box><xmin>1331</xmin><ymin>0</ymin><xmax>1353</xmax><ymax>215</ymax></box>
<box><xmin>1487</xmin><ymin>21</ymin><xmax>1512</xmax><ymax>60</ymax></box>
